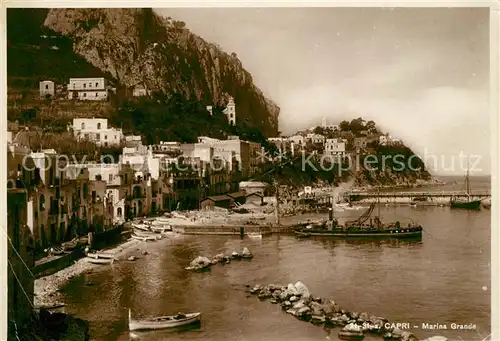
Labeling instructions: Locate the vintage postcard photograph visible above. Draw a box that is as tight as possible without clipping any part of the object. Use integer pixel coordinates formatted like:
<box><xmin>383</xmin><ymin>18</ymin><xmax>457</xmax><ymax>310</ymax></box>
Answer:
<box><xmin>3</xmin><ymin>4</ymin><xmax>496</xmax><ymax>341</ymax></box>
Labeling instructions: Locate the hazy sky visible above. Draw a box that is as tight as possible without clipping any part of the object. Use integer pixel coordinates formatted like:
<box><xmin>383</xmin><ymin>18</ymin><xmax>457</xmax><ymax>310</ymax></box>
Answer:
<box><xmin>156</xmin><ymin>8</ymin><xmax>490</xmax><ymax>175</ymax></box>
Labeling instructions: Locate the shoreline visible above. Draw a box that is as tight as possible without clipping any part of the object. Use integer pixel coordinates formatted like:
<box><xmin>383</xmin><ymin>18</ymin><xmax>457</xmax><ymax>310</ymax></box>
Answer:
<box><xmin>34</xmin><ymin>236</ymin><xmax>178</xmax><ymax>307</ymax></box>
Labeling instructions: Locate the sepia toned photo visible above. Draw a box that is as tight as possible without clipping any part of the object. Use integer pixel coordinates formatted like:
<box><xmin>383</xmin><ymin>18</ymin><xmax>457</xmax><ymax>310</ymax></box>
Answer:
<box><xmin>4</xmin><ymin>5</ymin><xmax>494</xmax><ymax>341</ymax></box>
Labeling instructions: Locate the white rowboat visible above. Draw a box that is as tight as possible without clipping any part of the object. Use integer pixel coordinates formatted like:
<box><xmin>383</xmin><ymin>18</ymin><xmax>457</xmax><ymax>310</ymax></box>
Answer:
<box><xmin>128</xmin><ymin>309</ymin><xmax>201</xmax><ymax>331</ymax></box>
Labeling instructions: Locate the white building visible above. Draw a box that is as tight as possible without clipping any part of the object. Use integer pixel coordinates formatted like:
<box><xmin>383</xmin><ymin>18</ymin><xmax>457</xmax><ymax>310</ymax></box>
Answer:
<box><xmin>206</xmin><ymin>105</ymin><xmax>213</xmax><ymax>116</ymax></box>
<box><xmin>72</xmin><ymin>118</ymin><xmax>123</xmax><ymax>147</ymax></box>
<box><xmin>325</xmin><ymin>138</ymin><xmax>346</xmax><ymax>157</ymax></box>
<box><xmin>288</xmin><ymin>135</ymin><xmax>305</xmax><ymax>146</ymax></box>
<box><xmin>39</xmin><ymin>80</ymin><xmax>55</xmax><ymax>98</ymax></box>
<box><xmin>67</xmin><ymin>77</ymin><xmax>109</xmax><ymax>101</ymax></box>
<box><xmin>379</xmin><ymin>134</ymin><xmax>402</xmax><ymax>146</ymax></box>
<box><xmin>306</xmin><ymin>133</ymin><xmax>325</xmax><ymax>145</ymax></box>
<box><xmin>222</xmin><ymin>97</ymin><xmax>236</xmax><ymax>125</ymax></box>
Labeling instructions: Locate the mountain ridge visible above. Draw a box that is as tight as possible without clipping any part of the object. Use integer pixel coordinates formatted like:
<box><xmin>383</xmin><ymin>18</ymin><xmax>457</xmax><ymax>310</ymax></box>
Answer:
<box><xmin>41</xmin><ymin>8</ymin><xmax>279</xmax><ymax>135</ymax></box>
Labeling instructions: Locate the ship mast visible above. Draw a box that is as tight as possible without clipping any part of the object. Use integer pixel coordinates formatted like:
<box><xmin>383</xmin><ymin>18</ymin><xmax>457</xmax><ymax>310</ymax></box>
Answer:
<box><xmin>274</xmin><ymin>179</ymin><xmax>280</xmax><ymax>225</ymax></box>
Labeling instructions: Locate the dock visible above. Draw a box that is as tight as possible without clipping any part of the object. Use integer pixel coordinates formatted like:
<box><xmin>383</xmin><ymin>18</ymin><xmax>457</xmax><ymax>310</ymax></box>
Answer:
<box><xmin>343</xmin><ymin>190</ymin><xmax>490</xmax><ymax>204</ymax></box>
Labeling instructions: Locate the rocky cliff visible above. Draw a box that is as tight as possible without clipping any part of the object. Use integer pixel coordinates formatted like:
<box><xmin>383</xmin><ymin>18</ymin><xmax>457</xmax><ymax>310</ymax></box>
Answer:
<box><xmin>43</xmin><ymin>8</ymin><xmax>279</xmax><ymax>135</ymax></box>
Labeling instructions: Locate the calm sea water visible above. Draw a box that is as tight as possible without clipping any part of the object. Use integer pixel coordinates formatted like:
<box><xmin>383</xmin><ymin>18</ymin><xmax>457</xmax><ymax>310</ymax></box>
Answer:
<box><xmin>61</xmin><ymin>204</ymin><xmax>491</xmax><ymax>341</ymax></box>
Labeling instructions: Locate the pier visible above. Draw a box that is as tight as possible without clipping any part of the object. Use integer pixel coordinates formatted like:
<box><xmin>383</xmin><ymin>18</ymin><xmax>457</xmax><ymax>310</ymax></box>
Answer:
<box><xmin>343</xmin><ymin>190</ymin><xmax>491</xmax><ymax>204</ymax></box>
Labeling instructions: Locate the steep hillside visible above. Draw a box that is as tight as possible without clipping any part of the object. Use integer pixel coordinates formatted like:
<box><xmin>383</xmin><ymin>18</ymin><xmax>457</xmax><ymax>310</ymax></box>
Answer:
<box><xmin>42</xmin><ymin>8</ymin><xmax>279</xmax><ymax>135</ymax></box>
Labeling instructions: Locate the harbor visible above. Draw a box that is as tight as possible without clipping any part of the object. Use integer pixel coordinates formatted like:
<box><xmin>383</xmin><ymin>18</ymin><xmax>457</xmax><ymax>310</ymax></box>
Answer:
<box><xmin>33</xmin><ymin>204</ymin><xmax>490</xmax><ymax>341</ymax></box>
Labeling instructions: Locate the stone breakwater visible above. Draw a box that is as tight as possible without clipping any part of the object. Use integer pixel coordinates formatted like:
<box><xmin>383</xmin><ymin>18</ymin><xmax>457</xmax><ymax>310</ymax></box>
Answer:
<box><xmin>246</xmin><ymin>282</ymin><xmax>446</xmax><ymax>341</ymax></box>
<box><xmin>186</xmin><ymin>247</ymin><xmax>253</xmax><ymax>271</ymax></box>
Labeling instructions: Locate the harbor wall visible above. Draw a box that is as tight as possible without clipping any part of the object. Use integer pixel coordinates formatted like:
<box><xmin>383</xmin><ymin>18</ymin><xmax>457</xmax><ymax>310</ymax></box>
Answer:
<box><xmin>33</xmin><ymin>249</ymin><xmax>83</xmax><ymax>279</ymax></box>
<box><xmin>350</xmin><ymin>195</ymin><xmax>486</xmax><ymax>205</ymax></box>
<box><xmin>174</xmin><ymin>225</ymin><xmax>273</xmax><ymax>236</ymax></box>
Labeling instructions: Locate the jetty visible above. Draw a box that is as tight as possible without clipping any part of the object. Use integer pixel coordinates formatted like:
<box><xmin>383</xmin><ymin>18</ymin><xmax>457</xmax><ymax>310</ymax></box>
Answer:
<box><xmin>343</xmin><ymin>190</ymin><xmax>490</xmax><ymax>205</ymax></box>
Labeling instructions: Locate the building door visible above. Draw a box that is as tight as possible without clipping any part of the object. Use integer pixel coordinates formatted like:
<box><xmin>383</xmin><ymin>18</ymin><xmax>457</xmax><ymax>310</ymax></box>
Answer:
<box><xmin>50</xmin><ymin>224</ymin><xmax>57</xmax><ymax>244</ymax></box>
<box><xmin>151</xmin><ymin>201</ymin><xmax>156</xmax><ymax>214</ymax></box>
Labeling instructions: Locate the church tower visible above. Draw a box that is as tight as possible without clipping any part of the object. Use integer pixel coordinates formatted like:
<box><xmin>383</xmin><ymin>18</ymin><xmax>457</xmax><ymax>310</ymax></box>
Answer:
<box><xmin>223</xmin><ymin>97</ymin><xmax>236</xmax><ymax>125</ymax></box>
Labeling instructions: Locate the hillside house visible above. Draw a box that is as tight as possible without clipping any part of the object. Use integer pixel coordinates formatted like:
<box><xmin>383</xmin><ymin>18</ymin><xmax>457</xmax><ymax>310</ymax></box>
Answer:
<box><xmin>67</xmin><ymin>77</ymin><xmax>110</xmax><ymax>101</ymax></box>
<box><xmin>39</xmin><ymin>80</ymin><xmax>55</xmax><ymax>98</ymax></box>
<box><xmin>72</xmin><ymin>118</ymin><xmax>123</xmax><ymax>147</ymax></box>
<box><xmin>325</xmin><ymin>138</ymin><xmax>346</xmax><ymax>157</ymax></box>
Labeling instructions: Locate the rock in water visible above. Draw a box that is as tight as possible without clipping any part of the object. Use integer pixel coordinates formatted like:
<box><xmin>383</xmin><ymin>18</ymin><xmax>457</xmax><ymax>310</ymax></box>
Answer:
<box><xmin>294</xmin><ymin>281</ymin><xmax>311</xmax><ymax>298</ymax></box>
<box><xmin>241</xmin><ymin>247</ymin><xmax>253</xmax><ymax>259</ymax></box>
<box><xmin>421</xmin><ymin>337</ymin><xmax>447</xmax><ymax>341</ymax></box>
<box><xmin>186</xmin><ymin>256</ymin><xmax>212</xmax><ymax>271</ymax></box>
<box><xmin>287</xmin><ymin>283</ymin><xmax>299</xmax><ymax>296</ymax></box>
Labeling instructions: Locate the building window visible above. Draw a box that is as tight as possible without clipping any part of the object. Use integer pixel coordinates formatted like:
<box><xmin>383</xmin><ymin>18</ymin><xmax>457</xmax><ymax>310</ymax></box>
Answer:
<box><xmin>96</xmin><ymin>93</ymin><xmax>99</xmax><ymax>97</ymax></box>
<box><xmin>83</xmin><ymin>93</ymin><xmax>87</xmax><ymax>97</ymax></box>
<box><xmin>39</xmin><ymin>195</ymin><xmax>45</xmax><ymax>211</ymax></box>
<box><xmin>45</xmin><ymin>84</ymin><xmax>49</xmax><ymax>89</ymax></box>
<box><xmin>117</xmin><ymin>207</ymin><xmax>123</xmax><ymax>217</ymax></box>
<box><xmin>89</xmin><ymin>82</ymin><xmax>92</xmax><ymax>88</ymax></box>
<box><xmin>81</xmin><ymin>122</ymin><xmax>85</xmax><ymax>130</ymax></box>
<box><xmin>109</xmin><ymin>174</ymin><xmax>113</xmax><ymax>182</ymax></box>
<box><xmin>104</xmin><ymin>142</ymin><xmax>108</xmax><ymax>147</ymax></box>
<box><xmin>96</xmin><ymin>134</ymin><xmax>100</xmax><ymax>139</ymax></box>
<box><xmin>104</xmin><ymin>135</ymin><xmax>107</xmax><ymax>140</ymax></box>
<box><xmin>83</xmin><ymin>83</ymin><xmax>86</xmax><ymax>88</ymax></box>
<box><xmin>97</xmin><ymin>123</ymin><xmax>101</xmax><ymax>130</ymax></box>
<box><xmin>95</xmin><ymin>82</ymin><xmax>99</xmax><ymax>87</ymax></box>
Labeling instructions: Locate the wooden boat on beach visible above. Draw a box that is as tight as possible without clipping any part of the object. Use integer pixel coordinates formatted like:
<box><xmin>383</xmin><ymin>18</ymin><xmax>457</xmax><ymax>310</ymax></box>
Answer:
<box><xmin>246</xmin><ymin>232</ymin><xmax>263</xmax><ymax>239</ymax></box>
<box><xmin>50</xmin><ymin>246</ymin><xmax>65</xmax><ymax>255</ymax></box>
<box><xmin>132</xmin><ymin>234</ymin><xmax>157</xmax><ymax>242</ymax></box>
<box><xmin>150</xmin><ymin>225</ymin><xmax>173</xmax><ymax>233</ymax></box>
<box><xmin>134</xmin><ymin>230</ymin><xmax>162</xmax><ymax>239</ymax></box>
<box><xmin>132</xmin><ymin>223</ymin><xmax>151</xmax><ymax>231</ymax></box>
<box><xmin>86</xmin><ymin>257</ymin><xmax>115</xmax><ymax>264</ymax></box>
<box><xmin>128</xmin><ymin>309</ymin><xmax>201</xmax><ymax>331</ymax></box>
<box><xmin>62</xmin><ymin>238</ymin><xmax>79</xmax><ymax>251</ymax></box>
<box><xmin>87</xmin><ymin>252</ymin><xmax>116</xmax><ymax>260</ymax></box>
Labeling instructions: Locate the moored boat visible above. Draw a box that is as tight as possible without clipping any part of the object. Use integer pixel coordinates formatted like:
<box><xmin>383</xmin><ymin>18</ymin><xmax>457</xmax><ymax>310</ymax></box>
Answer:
<box><xmin>450</xmin><ymin>164</ymin><xmax>482</xmax><ymax>210</ymax></box>
<box><xmin>132</xmin><ymin>223</ymin><xmax>151</xmax><ymax>231</ymax></box>
<box><xmin>128</xmin><ymin>309</ymin><xmax>201</xmax><ymax>331</ymax></box>
<box><xmin>150</xmin><ymin>225</ymin><xmax>173</xmax><ymax>233</ymax></box>
<box><xmin>131</xmin><ymin>234</ymin><xmax>156</xmax><ymax>242</ymax></box>
<box><xmin>86</xmin><ymin>257</ymin><xmax>115</xmax><ymax>264</ymax></box>
<box><xmin>87</xmin><ymin>252</ymin><xmax>116</xmax><ymax>260</ymax></box>
<box><xmin>246</xmin><ymin>232</ymin><xmax>263</xmax><ymax>239</ymax></box>
<box><xmin>295</xmin><ymin>201</ymin><xmax>423</xmax><ymax>239</ymax></box>
<box><xmin>338</xmin><ymin>330</ymin><xmax>364</xmax><ymax>340</ymax></box>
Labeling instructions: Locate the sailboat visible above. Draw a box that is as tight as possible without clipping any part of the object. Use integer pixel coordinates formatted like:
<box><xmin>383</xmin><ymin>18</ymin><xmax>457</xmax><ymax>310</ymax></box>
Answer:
<box><xmin>450</xmin><ymin>166</ymin><xmax>481</xmax><ymax>210</ymax></box>
<box><xmin>294</xmin><ymin>188</ymin><xmax>423</xmax><ymax>239</ymax></box>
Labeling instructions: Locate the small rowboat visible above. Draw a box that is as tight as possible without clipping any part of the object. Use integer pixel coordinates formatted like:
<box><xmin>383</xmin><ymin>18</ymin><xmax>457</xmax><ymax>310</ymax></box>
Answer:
<box><xmin>86</xmin><ymin>257</ymin><xmax>115</xmax><ymax>265</ymax></box>
<box><xmin>50</xmin><ymin>246</ymin><xmax>65</xmax><ymax>255</ymax></box>
<box><xmin>131</xmin><ymin>234</ymin><xmax>156</xmax><ymax>242</ymax></box>
<box><xmin>128</xmin><ymin>309</ymin><xmax>201</xmax><ymax>331</ymax></box>
<box><xmin>134</xmin><ymin>231</ymin><xmax>162</xmax><ymax>240</ymax></box>
<box><xmin>338</xmin><ymin>330</ymin><xmax>364</xmax><ymax>340</ymax></box>
<box><xmin>62</xmin><ymin>238</ymin><xmax>79</xmax><ymax>251</ymax></box>
<box><xmin>87</xmin><ymin>253</ymin><xmax>116</xmax><ymax>260</ymax></box>
<box><xmin>131</xmin><ymin>223</ymin><xmax>151</xmax><ymax>231</ymax></box>
<box><xmin>295</xmin><ymin>231</ymin><xmax>311</xmax><ymax>238</ymax></box>
<box><xmin>246</xmin><ymin>232</ymin><xmax>262</xmax><ymax>240</ymax></box>
<box><xmin>150</xmin><ymin>225</ymin><xmax>173</xmax><ymax>233</ymax></box>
